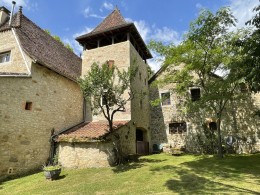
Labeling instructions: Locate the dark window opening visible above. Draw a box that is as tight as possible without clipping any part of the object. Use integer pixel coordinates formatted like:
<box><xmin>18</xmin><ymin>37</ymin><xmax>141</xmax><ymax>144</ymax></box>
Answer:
<box><xmin>209</xmin><ymin>122</ymin><xmax>217</xmax><ymax>131</ymax></box>
<box><xmin>190</xmin><ymin>88</ymin><xmax>200</xmax><ymax>101</ymax></box>
<box><xmin>25</xmin><ymin>102</ymin><xmax>32</xmax><ymax>110</ymax></box>
<box><xmin>161</xmin><ymin>92</ymin><xmax>171</xmax><ymax>106</ymax></box>
<box><xmin>0</xmin><ymin>51</ymin><xmax>11</xmax><ymax>63</ymax></box>
<box><xmin>169</xmin><ymin>122</ymin><xmax>187</xmax><ymax>134</ymax></box>
<box><xmin>136</xmin><ymin>129</ymin><xmax>144</xmax><ymax>141</ymax></box>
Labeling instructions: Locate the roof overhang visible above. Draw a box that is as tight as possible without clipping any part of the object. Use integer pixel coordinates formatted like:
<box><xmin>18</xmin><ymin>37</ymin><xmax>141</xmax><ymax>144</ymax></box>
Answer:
<box><xmin>76</xmin><ymin>23</ymin><xmax>152</xmax><ymax>59</ymax></box>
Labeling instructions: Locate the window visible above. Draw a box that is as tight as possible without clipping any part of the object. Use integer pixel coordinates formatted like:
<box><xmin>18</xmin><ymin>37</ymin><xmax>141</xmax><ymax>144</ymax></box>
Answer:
<box><xmin>25</xmin><ymin>102</ymin><xmax>32</xmax><ymax>110</ymax></box>
<box><xmin>209</xmin><ymin>122</ymin><xmax>217</xmax><ymax>130</ymax></box>
<box><xmin>190</xmin><ymin>88</ymin><xmax>200</xmax><ymax>101</ymax></box>
<box><xmin>0</xmin><ymin>51</ymin><xmax>11</xmax><ymax>63</ymax></box>
<box><xmin>107</xmin><ymin>60</ymin><xmax>114</xmax><ymax>69</ymax></box>
<box><xmin>161</xmin><ymin>92</ymin><xmax>171</xmax><ymax>106</ymax></box>
<box><xmin>169</xmin><ymin>122</ymin><xmax>187</xmax><ymax>134</ymax></box>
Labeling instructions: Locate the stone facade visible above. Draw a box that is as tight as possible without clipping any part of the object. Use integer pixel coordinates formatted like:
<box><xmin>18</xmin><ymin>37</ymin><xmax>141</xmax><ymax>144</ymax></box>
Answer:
<box><xmin>58</xmin><ymin>141</ymin><xmax>116</xmax><ymax>168</ymax></box>
<box><xmin>81</xmin><ymin>41</ymin><xmax>150</xmax><ymax>154</ymax></box>
<box><xmin>0</xmin><ymin>61</ymin><xmax>83</xmax><ymax>180</ymax></box>
<box><xmin>149</xmin><ymin>65</ymin><xmax>260</xmax><ymax>153</ymax></box>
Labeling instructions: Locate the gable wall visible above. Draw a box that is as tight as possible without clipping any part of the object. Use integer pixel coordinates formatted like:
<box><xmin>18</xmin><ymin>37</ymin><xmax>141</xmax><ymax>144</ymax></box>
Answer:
<box><xmin>0</xmin><ymin>30</ymin><xmax>31</xmax><ymax>74</ymax></box>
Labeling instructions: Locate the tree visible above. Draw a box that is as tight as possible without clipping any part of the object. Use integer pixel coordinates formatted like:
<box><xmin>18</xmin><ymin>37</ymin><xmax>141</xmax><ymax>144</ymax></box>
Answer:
<box><xmin>78</xmin><ymin>62</ymin><xmax>137</xmax><ymax>132</ymax></box>
<box><xmin>239</xmin><ymin>1</ymin><xmax>260</xmax><ymax>92</ymax></box>
<box><xmin>149</xmin><ymin>8</ymin><xmax>244</xmax><ymax>157</ymax></box>
<box><xmin>44</xmin><ymin>29</ymin><xmax>74</xmax><ymax>52</ymax></box>
<box><xmin>78</xmin><ymin>62</ymin><xmax>137</xmax><ymax>163</ymax></box>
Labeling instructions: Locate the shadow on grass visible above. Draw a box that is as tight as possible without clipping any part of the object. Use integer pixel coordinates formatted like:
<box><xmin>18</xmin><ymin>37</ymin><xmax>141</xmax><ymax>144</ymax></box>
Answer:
<box><xmin>165</xmin><ymin>170</ymin><xmax>260</xmax><ymax>194</ymax></box>
<box><xmin>112</xmin><ymin>156</ymin><xmax>167</xmax><ymax>173</ymax></box>
<box><xmin>55</xmin><ymin>174</ymin><xmax>67</xmax><ymax>180</ymax></box>
<box><xmin>181</xmin><ymin>154</ymin><xmax>260</xmax><ymax>180</ymax></box>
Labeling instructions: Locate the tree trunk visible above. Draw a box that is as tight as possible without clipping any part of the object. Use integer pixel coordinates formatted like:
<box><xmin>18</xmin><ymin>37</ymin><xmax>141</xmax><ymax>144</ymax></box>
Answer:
<box><xmin>217</xmin><ymin>116</ymin><xmax>223</xmax><ymax>158</ymax></box>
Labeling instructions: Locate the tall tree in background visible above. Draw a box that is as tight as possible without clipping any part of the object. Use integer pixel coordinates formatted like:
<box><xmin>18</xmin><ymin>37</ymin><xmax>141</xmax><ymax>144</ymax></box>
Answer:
<box><xmin>240</xmin><ymin>1</ymin><xmax>260</xmax><ymax>92</ymax></box>
<box><xmin>149</xmin><ymin>8</ymin><xmax>245</xmax><ymax>157</ymax></box>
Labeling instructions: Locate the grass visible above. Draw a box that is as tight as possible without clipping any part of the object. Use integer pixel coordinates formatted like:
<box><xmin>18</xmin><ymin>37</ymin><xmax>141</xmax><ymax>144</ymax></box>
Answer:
<box><xmin>1</xmin><ymin>153</ymin><xmax>260</xmax><ymax>194</ymax></box>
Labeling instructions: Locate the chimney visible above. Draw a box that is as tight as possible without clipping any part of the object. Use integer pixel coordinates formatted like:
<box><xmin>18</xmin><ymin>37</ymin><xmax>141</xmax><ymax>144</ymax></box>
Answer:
<box><xmin>0</xmin><ymin>6</ymin><xmax>10</xmax><ymax>26</ymax></box>
<box><xmin>9</xmin><ymin>1</ymin><xmax>16</xmax><ymax>26</ymax></box>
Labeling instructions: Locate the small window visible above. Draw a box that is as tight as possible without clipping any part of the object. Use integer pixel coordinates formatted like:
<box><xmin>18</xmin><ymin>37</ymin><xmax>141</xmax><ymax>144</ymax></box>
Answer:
<box><xmin>169</xmin><ymin>122</ymin><xmax>187</xmax><ymax>134</ymax></box>
<box><xmin>139</xmin><ymin>72</ymin><xmax>142</xmax><ymax>80</ymax></box>
<box><xmin>161</xmin><ymin>92</ymin><xmax>171</xmax><ymax>106</ymax></box>
<box><xmin>0</xmin><ymin>51</ymin><xmax>11</xmax><ymax>63</ymax></box>
<box><xmin>190</xmin><ymin>88</ymin><xmax>200</xmax><ymax>101</ymax></box>
<box><xmin>209</xmin><ymin>122</ymin><xmax>217</xmax><ymax>131</ymax></box>
<box><xmin>25</xmin><ymin>102</ymin><xmax>32</xmax><ymax>110</ymax></box>
<box><xmin>107</xmin><ymin>60</ymin><xmax>114</xmax><ymax>69</ymax></box>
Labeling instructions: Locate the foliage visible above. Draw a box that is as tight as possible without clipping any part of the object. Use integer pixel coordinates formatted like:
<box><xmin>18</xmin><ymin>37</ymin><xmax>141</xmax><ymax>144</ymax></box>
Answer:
<box><xmin>42</xmin><ymin>165</ymin><xmax>61</xmax><ymax>172</ymax></box>
<box><xmin>44</xmin><ymin>29</ymin><xmax>74</xmax><ymax>52</ymax></box>
<box><xmin>78</xmin><ymin>62</ymin><xmax>137</xmax><ymax>131</ymax></box>
<box><xmin>1</xmin><ymin>154</ymin><xmax>260</xmax><ymax>194</ymax></box>
<box><xmin>239</xmin><ymin>1</ymin><xmax>260</xmax><ymax>92</ymax></box>
<box><xmin>149</xmin><ymin>8</ymin><xmax>247</xmax><ymax>157</ymax></box>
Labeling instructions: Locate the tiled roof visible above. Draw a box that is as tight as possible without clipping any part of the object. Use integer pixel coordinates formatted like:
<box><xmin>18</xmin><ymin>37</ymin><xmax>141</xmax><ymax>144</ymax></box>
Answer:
<box><xmin>0</xmin><ymin>8</ymin><xmax>82</xmax><ymax>81</ymax></box>
<box><xmin>76</xmin><ymin>8</ymin><xmax>152</xmax><ymax>60</ymax></box>
<box><xmin>58</xmin><ymin>120</ymin><xmax>129</xmax><ymax>142</ymax></box>
<box><xmin>92</xmin><ymin>8</ymin><xmax>127</xmax><ymax>34</ymax></box>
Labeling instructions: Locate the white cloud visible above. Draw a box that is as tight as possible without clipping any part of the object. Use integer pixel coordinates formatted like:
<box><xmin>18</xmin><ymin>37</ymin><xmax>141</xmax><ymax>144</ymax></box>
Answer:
<box><xmin>102</xmin><ymin>2</ymin><xmax>114</xmax><ymax>11</ymax></box>
<box><xmin>125</xmin><ymin>18</ymin><xmax>181</xmax><ymax>71</ymax></box>
<box><xmin>63</xmin><ymin>27</ymin><xmax>93</xmax><ymax>56</ymax></box>
<box><xmin>151</xmin><ymin>27</ymin><xmax>181</xmax><ymax>44</ymax></box>
<box><xmin>195</xmin><ymin>3</ymin><xmax>205</xmax><ymax>10</ymax></box>
<box><xmin>229</xmin><ymin>0</ymin><xmax>259</xmax><ymax>28</ymax></box>
<box><xmin>133</xmin><ymin>20</ymin><xmax>151</xmax><ymax>42</ymax></box>
<box><xmin>84</xmin><ymin>6</ymin><xmax>105</xmax><ymax>19</ymax></box>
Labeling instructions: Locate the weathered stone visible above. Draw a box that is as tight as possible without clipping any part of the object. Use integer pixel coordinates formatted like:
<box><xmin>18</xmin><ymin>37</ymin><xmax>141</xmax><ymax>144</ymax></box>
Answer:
<box><xmin>9</xmin><ymin>156</ymin><xmax>18</xmax><ymax>162</ymax></box>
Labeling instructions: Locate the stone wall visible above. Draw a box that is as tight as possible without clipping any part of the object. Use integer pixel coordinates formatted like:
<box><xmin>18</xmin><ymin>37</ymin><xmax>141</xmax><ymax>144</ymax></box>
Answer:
<box><xmin>81</xmin><ymin>40</ymin><xmax>151</xmax><ymax>154</ymax></box>
<box><xmin>58</xmin><ymin>141</ymin><xmax>116</xmax><ymax>168</ymax></box>
<box><xmin>0</xmin><ymin>63</ymin><xmax>83</xmax><ymax>180</ymax></box>
<box><xmin>82</xmin><ymin>41</ymin><xmax>131</xmax><ymax>122</ymax></box>
<box><xmin>149</xmin><ymin>65</ymin><xmax>260</xmax><ymax>154</ymax></box>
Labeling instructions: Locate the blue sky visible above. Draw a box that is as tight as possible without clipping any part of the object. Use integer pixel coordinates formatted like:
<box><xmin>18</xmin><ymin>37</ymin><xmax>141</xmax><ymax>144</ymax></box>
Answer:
<box><xmin>1</xmin><ymin>0</ymin><xmax>259</xmax><ymax>70</ymax></box>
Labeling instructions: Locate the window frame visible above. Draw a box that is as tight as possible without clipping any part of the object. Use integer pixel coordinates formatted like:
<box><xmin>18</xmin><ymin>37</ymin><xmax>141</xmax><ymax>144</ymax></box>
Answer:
<box><xmin>160</xmin><ymin>91</ymin><xmax>171</xmax><ymax>106</ymax></box>
<box><xmin>0</xmin><ymin>51</ymin><xmax>11</xmax><ymax>64</ymax></box>
<box><xmin>169</xmin><ymin>122</ymin><xmax>187</xmax><ymax>134</ymax></box>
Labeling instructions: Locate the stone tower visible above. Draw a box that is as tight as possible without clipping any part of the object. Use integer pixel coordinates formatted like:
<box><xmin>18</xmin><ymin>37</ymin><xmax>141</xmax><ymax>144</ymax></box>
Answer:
<box><xmin>76</xmin><ymin>8</ymin><xmax>153</xmax><ymax>154</ymax></box>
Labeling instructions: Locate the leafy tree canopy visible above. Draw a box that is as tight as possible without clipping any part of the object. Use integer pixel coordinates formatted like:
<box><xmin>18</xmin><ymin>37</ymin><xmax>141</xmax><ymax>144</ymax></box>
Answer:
<box><xmin>149</xmin><ymin>7</ymin><xmax>248</xmax><ymax>157</ymax></box>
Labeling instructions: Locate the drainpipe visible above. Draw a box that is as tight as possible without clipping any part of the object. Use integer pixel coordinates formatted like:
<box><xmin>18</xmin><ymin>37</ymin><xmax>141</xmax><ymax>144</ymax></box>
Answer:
<box><xmin>49</xmin><ymin>97</ymin><xmax>87</xmax><ymax>163</ymax></box>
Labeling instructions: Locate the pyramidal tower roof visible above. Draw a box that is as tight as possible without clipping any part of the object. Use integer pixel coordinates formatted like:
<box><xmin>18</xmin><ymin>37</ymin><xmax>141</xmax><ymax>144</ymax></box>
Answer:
<box><xmin>76</xmin><ymin>8</ymin><xmax>152</xmax><ymax>60</ymax></box>
<box><xmin>91</xmin><ymin>8</ymin><xmax>127</xmax><ymax>33</ymax></box>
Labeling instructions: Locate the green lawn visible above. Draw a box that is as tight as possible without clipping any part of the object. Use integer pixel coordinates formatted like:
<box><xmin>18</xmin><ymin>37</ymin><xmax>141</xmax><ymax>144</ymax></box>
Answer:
<box><xmin>1</xmin><ymin>154</ymin><xmax>260</xmax><ymax>194</ymax></box>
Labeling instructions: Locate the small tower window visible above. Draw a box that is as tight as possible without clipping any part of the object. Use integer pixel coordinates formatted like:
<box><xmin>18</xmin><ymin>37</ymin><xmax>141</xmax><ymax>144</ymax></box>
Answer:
<box><xmin>25</xmin><ymin>102</ymin><xmax>32</xmax><ymax>110</ymax></box>
<box><xmin>107</xmin><ymin>60</ymin><xmax>114</xmax><ymax>68</ymax></box>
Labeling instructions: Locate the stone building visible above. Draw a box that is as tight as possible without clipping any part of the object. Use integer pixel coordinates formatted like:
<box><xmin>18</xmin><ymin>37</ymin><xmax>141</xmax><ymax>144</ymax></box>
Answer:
<box><xmin>57</xmin><ymin>8</ymin><xmax>152</xmax><ymax>168</ymax></box>
<box><xmin>149</xmin><ymin>64</ymin><xmax>260</xmax><ymax>153</ymax></box>
<box><xmin>0</xmin><ymin>6</ymin><xmax>83</xmax><ymax>180</ymax></box>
